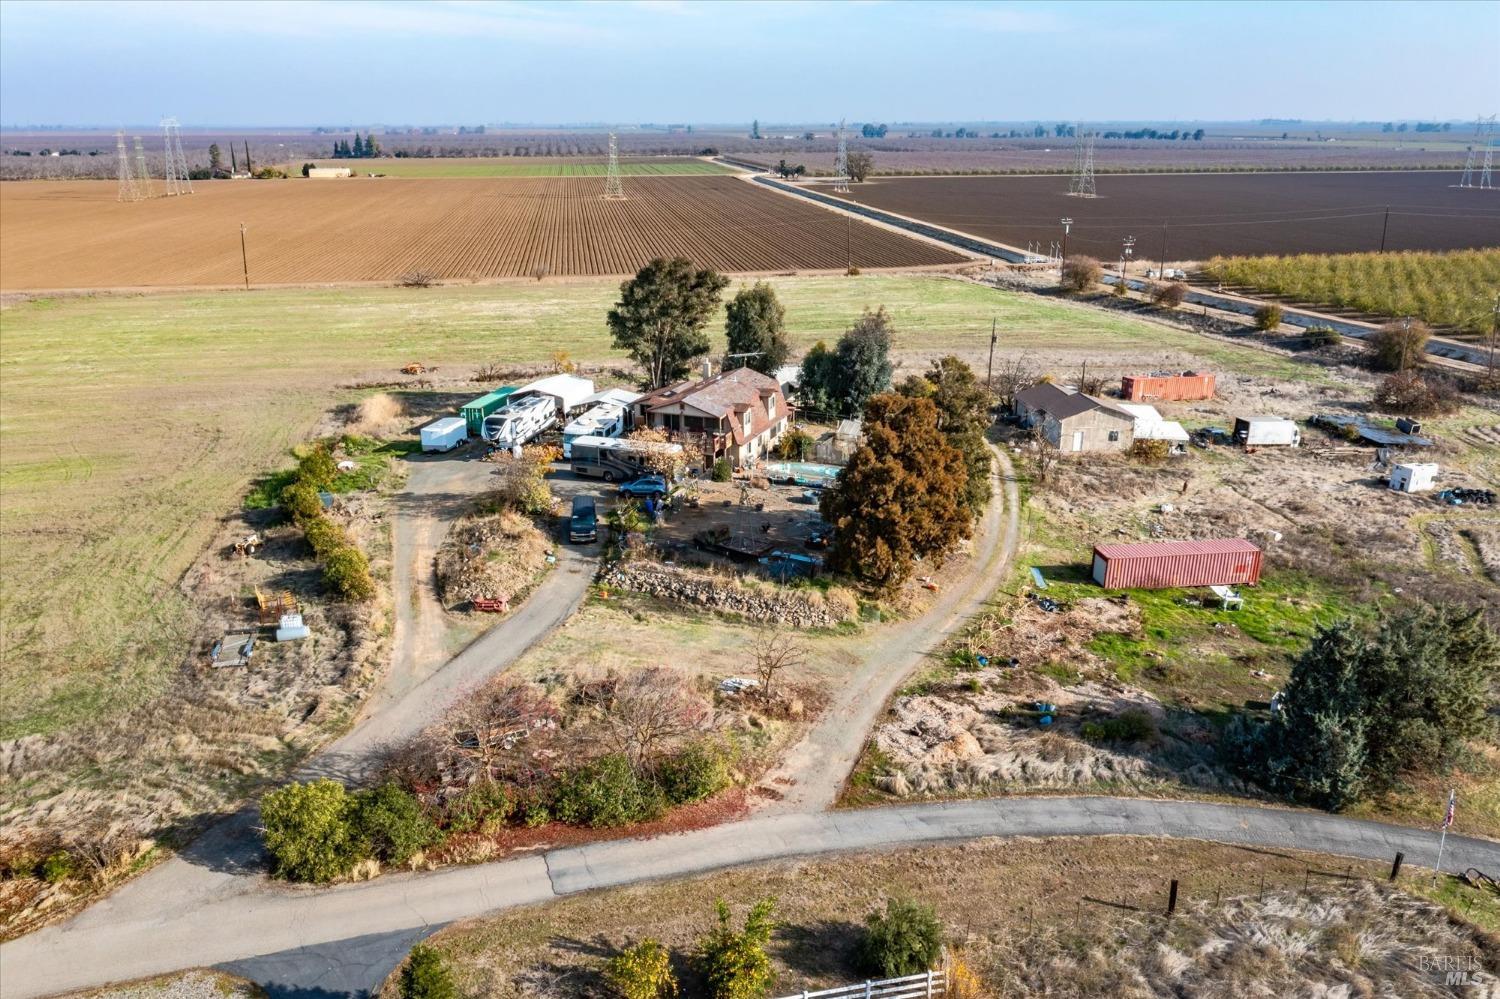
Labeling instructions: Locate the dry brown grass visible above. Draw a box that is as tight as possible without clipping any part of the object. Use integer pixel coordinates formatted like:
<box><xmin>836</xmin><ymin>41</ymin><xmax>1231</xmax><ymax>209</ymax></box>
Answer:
<box><xmin>400</xmin><ymin>837</ymin><xmax>1498</xmax><ymax>999</ymax></box>
<box><xmin>346</xmin><ymin>392</ymin><xmax>406</xmax><ymax>437</ymax></box>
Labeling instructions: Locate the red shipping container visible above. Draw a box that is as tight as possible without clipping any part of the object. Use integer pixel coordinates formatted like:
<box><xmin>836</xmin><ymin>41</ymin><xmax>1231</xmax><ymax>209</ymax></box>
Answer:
<box><xmin>1120</xmin><ymin>372</ymin><xmax>1216</xmax><ymax>402</ymax></box>
<box><xmin>1092</xmin><ymin>538</ymin><xmax>1262</xmax><ymax>589</ymax></box>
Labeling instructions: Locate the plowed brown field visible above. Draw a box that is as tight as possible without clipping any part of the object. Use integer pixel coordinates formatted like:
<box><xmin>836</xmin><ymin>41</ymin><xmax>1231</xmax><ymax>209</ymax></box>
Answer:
<box><xmin>0</xmin><ymin>177</ymin><xmax>964</xmax><ymax>290</ymax></box>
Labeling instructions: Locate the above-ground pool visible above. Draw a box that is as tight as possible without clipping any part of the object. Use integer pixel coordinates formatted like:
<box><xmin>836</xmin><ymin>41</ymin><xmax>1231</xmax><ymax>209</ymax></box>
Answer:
<box><xmin>764</xmin><ymin>461</ymin><xmax>842</xmax><ymax>488</ymax></box>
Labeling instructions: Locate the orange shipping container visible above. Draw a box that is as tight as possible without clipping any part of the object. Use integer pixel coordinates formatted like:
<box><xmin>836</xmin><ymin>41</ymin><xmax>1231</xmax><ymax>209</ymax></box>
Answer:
<box><xmin>1092</xmin><ymin>538</ymin><xmax>1262</xmax><ymax>589</ymax></box>
<box><xmin>1120</xmin><ymin>372</ymin><xmax>1216</xmax><ymax>402</ymax></box>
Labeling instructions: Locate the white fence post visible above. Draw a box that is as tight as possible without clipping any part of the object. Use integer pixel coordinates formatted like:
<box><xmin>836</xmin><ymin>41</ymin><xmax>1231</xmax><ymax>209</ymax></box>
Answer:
<box><xmin>865</xmin><ymin>981</ymin><xmax>873</xmax><ymax>999</ymax></box>
<box><xmin>926</xmin><ymin>969</ymin><xmax>934</xmax><ymax>997</ymax></box>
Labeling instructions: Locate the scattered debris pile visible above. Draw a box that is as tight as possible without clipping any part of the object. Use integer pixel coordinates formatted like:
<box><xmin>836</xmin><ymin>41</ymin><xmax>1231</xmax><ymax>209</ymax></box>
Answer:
<box><xmin>435</xmin><ymin>511</ymin><xmax>551</xmax><ymax>609</ymax></box>
<box><xmin>600</xmin><ymin>560</ymin><xmax>857</xmax><ymax>629</ymax></box>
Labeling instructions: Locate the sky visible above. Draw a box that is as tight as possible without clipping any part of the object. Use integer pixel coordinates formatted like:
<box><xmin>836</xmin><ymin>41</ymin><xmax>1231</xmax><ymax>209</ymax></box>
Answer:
<box><xmin>1</xmin><ymin>0</ymin><xmax>1497</xmax><ymax>127</ymax></box>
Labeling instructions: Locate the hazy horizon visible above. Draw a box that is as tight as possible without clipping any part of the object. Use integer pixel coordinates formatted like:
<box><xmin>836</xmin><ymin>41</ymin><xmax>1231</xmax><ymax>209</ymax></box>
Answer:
<box><xmin>2</xmin><ymin>0</ymin><xmax>1496</xmax><ymax>126</ymax></box>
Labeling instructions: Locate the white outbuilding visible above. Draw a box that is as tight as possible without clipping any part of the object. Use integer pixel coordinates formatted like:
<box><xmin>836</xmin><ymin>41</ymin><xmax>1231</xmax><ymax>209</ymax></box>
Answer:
<box><xmin>1389</xmin><ymin>462</ymin><xmax>1438</xmax><ymax>493</ymax></box>
<box><xmin>513</xmin><ymin>374</ymin><xmax>596</xmax><ymax>418</ymax></box>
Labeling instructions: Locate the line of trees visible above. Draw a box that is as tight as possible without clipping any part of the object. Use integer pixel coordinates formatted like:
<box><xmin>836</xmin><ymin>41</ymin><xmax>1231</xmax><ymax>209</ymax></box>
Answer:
<box><xmin>330</xmin><ymin>132</ymin><xmax>382</xmax><ymax>159</ymax></box>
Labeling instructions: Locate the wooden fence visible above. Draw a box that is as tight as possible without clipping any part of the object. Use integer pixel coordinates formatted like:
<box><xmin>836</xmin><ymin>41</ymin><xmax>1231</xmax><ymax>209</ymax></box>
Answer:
<box><xmin>774</xmin><ymin>969</ymin><xmax>946</xmax><ymax>999</ymax></box>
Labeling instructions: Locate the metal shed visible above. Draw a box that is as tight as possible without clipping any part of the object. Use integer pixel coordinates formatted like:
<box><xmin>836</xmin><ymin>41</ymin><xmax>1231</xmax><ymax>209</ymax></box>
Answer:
<box><xmin>461</xmin><ymin>388</ymin><xmax>516</xmax><ymax>435</ymax></box>
<box><xmin>514</xmin><ymin>374</ymin><xmax>596</xmax><ymax>417</ymax></box>
<box><xmin>1092</xmin><ymin>538</ymin><xmax>1263</xmax><ymax>589</ymax></box>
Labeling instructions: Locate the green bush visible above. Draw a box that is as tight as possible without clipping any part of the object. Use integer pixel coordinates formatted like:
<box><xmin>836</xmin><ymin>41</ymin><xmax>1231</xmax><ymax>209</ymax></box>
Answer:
<box><xmin>605</xmin><ymin>939</ymin><xmax>679</xmax><ymax>999</ymax></box>
<box><xmin>260</xmin><ymin>779</ymin><xmax>366</xmax><ymax>883</ymax></box>
<box><xmin>1253</xmin><ymin>303</ymin><xmax>1284</xmax><ymax>331</ymax></box>
<box><xmin>553</xmin><ymin>754</ymin><xmax>664</xmax><ymax>827</ymax></box>
<box><xmin>354</xmin><ymin>782</ymin><xmax>440</xmax><ymax>865</ymax></box>
<box><xmin>775</xmin><ymin>429</ymin><xmax>815</xmax><ymax>461</ymax></box>
<box><xmin>39</xmin><ymin>850</ymin><xmax>74</xmax><ymax>884</ymax></box>
<box><xmin>302</xmin><ymin>516</ymin><xmax>349</xmax><ymax>558</ymax></box>
<box><xmin>297</xmin><ymin>446</ymin><xmax>339</xmax><ymax>490</ymax></box>
<box><xmin>324</xmin><ymin>545</ymin><xmax>376</xmax><ymax>601</ymax></box>
<box><xmin>658</xmin><ymin>741</ymin><xmax>732</xmax><ymax>805</ymax></box>
<box><xmin>711</xmin><ymin>458</ymin><xmax>732</xmax><ymax>482</ymax></box>
<box><xmin>696</xmin><ymin>898</ymin><xmax>776</xmax><ymax>999</ymax></box>
<box><xmin>858</xmin><ymin>895</ymin><xmax>944</xmax><ymax>978</ymax></box>
<box><xmin>280</xmin><ymin>480</ymin><xmax>324</xmax><ymax>523</ymax></box>
<box><xmin>1303</xmin><ymin>326</ymin><xmax>1342</xmax><ymax>348</ymax></box>
<box><xmin>444</xmin><ymin>781</ymin><xmax>512</xmax><ymax>834</ymax></box>
<box><xmin>400</xmin><ymin>944</ymin><xmax>455</xmax><ymax>999</ymax></box>
<box><xmin>1080</xmin><ymin>710</ymin><xmax>1158</xmax><ymax>744</ymax></box>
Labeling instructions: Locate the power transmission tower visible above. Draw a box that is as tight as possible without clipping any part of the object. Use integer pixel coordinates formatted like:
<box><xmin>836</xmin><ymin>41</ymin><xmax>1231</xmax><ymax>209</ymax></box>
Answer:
<box><xmin>1458</xmin><ymin>114</ymin><xmax>1496</xmax><ymax>189</ymax></box>
<box><xmin>160</xmin><ymin>117</ymin><xmax>193</xmax><ymax>196</ymax></box>
<box><xmin>833</xmin><ymin>118</ymin><xmax>850</xmax><ymax>194</ymax></box>
<box><xmin>116</xmin><ymin>131</ymin><xmax>141</xmax><ymax>202</ymax></box>
<box><xmin>602</xmin><ymin>131</ymin><xmax>625</xmax><ymax>200</ymax></box>
<box><xmin>132</xmin><ymin>136</ymin><xmax>154</xmax><ymax>198</ymax></box>
<box><xmin>1067</xmin><ymin>123</ymin><xmax>1096</xmax><ymax>198</ymax></box>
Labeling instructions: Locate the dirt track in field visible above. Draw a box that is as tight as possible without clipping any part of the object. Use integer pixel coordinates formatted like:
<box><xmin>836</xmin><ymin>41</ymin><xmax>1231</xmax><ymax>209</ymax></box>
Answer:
<box><xmin>829</xmin><ymin>170</ymin><xmax>1500</xmax><ymax>260</ymax></box>
<box><xmin>0</xmin><ymin>177</ymin><xmax>964</xmax><ymax>290</ymax></box>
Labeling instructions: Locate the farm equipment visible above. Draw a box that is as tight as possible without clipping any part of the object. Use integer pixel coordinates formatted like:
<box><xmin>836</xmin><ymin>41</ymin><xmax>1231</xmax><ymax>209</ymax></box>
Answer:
<box><xmin>209</xmin><ymin>628</ymin><xmax>257</xmax><ymax>668</ymax></box>
<box><xmin>254</xmin><ymin>586</ymin><xmax>298</xmax><ymax>625</ymax></box>
<box><xmin>232</xmin><ymin>532</ymin><xmax>262</xmax><ymax>557</ymax></box>
<box><xmin>401</xmin><ymin>362</ymin><xmax>427</xmax><ymax>375</ymax></box>
<box><xmin>472</xmin><ymin>597</ymin><xmax>510</xmax><ymax>613</ymax></box>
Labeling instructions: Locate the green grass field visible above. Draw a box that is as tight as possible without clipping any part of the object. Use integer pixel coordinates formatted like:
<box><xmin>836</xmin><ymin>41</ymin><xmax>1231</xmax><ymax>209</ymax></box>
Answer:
<box><xmin>0</xmin><ymin>274</ymin><xmax>1312</xmax><ymax>740</ymax></box>
<box><xmin>312</xmin><ymin>157</ymin><xmax>735</xmax><ymax>178</ymax></box>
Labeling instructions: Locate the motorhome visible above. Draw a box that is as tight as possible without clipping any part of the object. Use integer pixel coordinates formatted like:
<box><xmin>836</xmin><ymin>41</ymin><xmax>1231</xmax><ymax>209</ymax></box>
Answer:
<box><xmin>569</xmin><ymin>434</ymin><xmax>683</xmax><ymax>482</ymax></box>
<box><xmin>481</xmin><ymin>394</ymin><xmax>558</xmax><ymax>447</ymax></box>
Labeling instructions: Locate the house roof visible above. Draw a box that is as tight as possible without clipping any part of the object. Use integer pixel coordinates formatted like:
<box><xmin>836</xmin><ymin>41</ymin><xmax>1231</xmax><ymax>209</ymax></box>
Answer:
<box><xmin>1014</xmin><ymin>383</ymin><xmax>1075</xmax><ymax>410</ymax></box>
<box><xmin>1094</xmin><ymin>539</ymin><xmax>1261</xmax><ymax>560</ymax></box>
<box><xmin>641</xmin><ymin>367</ymin><xmax>787</xmax><ymax>449</ymax></box>
<box><xmin>1049</xmin><ymin>393</ymin><xmax>1133</xmax><ymax>422</ymax></box>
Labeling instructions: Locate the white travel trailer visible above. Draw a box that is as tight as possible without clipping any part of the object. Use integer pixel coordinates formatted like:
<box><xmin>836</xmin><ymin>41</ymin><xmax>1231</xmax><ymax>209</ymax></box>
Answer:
<box><xmin>481</xmin><ymin>394</ymin><xmax>558</xmax><ymax>446</ymax></box>
<box><xmin>419</xmin><ymin>416</ymin><xmax>469</xmax><ymax>453</ymax></box>
<box><xmin>562</xmin><ymin>403</ymin><xmax>628</xmax><ymax>458</ymax></box>
<box><xmin>512</xmin><ymin>374</ymin><xmax>595</xmax><ymax>420</ymax></box>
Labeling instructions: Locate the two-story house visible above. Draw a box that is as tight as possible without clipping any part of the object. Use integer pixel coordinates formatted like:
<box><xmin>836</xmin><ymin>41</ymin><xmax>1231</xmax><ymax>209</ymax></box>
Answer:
<box><xmin>633</xmin><ymin>367</ymin><xmax>790</xmax><ymax>468</ymax></box>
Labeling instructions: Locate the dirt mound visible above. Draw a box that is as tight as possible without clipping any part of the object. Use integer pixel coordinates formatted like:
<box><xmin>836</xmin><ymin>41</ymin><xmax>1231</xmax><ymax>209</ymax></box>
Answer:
<box><xmin>435</xmin><ymin>511</ymin><xmax>550</xmax><ymax>608</ymax></box>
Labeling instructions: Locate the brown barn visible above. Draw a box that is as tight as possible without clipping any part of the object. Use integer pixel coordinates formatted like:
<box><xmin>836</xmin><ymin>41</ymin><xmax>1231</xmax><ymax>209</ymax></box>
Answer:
<box><xmin>1041</xmin><ymin>394</ymin><xmax>1135</xmax><ymax>454</ymax></box>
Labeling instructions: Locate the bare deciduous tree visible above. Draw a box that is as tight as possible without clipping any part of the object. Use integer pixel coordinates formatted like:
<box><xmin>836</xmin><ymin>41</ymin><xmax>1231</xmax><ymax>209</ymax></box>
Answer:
<box><xmin>1023</xmin><ymin>425</ymin><xmax>1060</xmax><ymax>485</ymax></box>
<box><xmin>989</xmin><ymin>353</ymin><xmax>1040</xmax><ymax>411</ymax></box>
<box><xmin>594</xmin><ymin>668</ymin><xmax>711</xmax><ymax>774</ymax></box>
<box><xmin>752</xmin><ymin>631</ymin><xmax>807</xmax><ymax>701</ymax></box>
<box><xmin>441</xmin><ymin>681</ymin><xmax>560</xmax><ymax>792</ymax></box>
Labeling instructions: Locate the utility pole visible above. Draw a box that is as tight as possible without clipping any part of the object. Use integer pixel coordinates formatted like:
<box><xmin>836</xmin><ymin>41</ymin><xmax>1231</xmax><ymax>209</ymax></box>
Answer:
<box><xmin>1400</xmin><ymin>315</ymin><xmax>1413</xmax><ymax>371</ymax></box>
<box><xmin>846</xmin><ymin>211</ymin><xmax>853</xmax><ymax>274</ymax></box>
<box><xmin>239</xmin><ymin>223</ymin><xmax>250</xmax><ymax>290</ymax></box>
<box><xmin>986</xmin><ymin>317</ymin><xmax>997</xmax><ymax>390</ymax></box>
<box><xmin>1121</xmin><ymin>234</ymin><xmax>1135</xmax><ymax>279</ymax></box>
<box><xmin>1488</xmin><ymin>292</ymin><xmax>1499</xmax><ymax>385</ymax></box>
<box><xmin>1379</xmin><ymin>205</ymin><xmax>1391</xmax><ymax>252</ymax></box>
<box><xmin>1159</xmin><ymin>222</ymin><xmax>1170</xmax><ymax>278</ymax></box>
<box><xmin>1059</xmin><ymin>217</ymin><xmax>1073</xmax><ymax>266</ymax></box>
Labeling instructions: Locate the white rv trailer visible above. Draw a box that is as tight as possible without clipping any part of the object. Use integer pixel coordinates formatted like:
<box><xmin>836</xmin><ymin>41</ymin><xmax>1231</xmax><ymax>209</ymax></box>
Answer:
<box><xmin>512</xmin><ymin>374</ymin><xmax>596</xmax><ymax>419</ymax></box>
<box><xmin>482</xmin><ymin>394</ymin><xmax>558</xmax><ymax>446</ymax></box>
<box><xmin>419</xmin><ymin>416</ymin><xmax>469</xmax><ymax>453</ymax></box>
<box><xmin>569</xmin><ymin>435</ymin><xmax>684</xmax><ymax>482</ymax></box>
<box><xmin>562</xmin><ymin>403</ymin><xmax>628</xmax><ymax>458</ymax></box>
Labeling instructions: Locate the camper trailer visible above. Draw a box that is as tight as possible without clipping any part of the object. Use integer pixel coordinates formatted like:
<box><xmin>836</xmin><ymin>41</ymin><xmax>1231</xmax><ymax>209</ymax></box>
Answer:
<box><xmin>1233</xmin><ymin>416</ymin><xmax>1300</xmax><ymax>448</ymax></box>
<box><xmin>562</xmin><ymin>402</ymin><xmax>628</xmax><ymax>458</ymax></box>
<box><xmin>481</xmin><ymin>394</ymin><xmax>557</xmax><ymax>447</ymax></box>
<box><xmin>420</xmin><ymin>417</ymin><xmax>469</xmax><ymax>453</ymax></box>
<box><xmin>512</xmin><ymin>374</ymin><xmax>595</xmax><ymax>421</ymax></box>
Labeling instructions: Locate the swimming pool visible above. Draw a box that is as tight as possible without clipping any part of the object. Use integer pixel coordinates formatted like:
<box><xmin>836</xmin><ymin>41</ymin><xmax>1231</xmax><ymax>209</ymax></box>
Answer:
<box><xmin>764</xmin><ymin>461</ymin><xmax>842</xmax><ymax>487</ymax></box>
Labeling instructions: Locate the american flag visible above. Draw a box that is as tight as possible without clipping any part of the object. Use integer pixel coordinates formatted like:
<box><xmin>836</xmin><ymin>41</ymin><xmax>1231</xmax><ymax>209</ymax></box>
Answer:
<box><xmin>1443</xmin><ymin>790</ymin><xmax>1457</xmax><ymax>829</ymax></box>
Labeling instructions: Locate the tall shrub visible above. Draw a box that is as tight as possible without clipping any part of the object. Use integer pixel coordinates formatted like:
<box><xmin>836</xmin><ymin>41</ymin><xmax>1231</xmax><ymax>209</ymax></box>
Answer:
<box><xmin>260</xmin><ymin>779</ymin><xmax>365</xmax><ymax>883</ymax></box>
<box><xmin>858</xmin><ymin>895</ymin><xmax>944</xmax><ymax>978</ymax></box>
<box><xmin>695</xmin><ymin>898</ymin><xmax>777</xmax><ymax>999</ymax></box>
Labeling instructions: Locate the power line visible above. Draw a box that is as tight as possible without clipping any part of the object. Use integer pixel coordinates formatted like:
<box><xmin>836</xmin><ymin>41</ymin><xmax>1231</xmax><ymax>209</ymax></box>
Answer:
<box><xmin>115</xmin><ymin>131</ymin><xmax>141</xmax><ymax>203</ymax></box>
<box><xmin>602</xmin><ymin>131</ymin><xmax>625</xmax><ymax>200</ymax></box>
<box><xmin>833</xmin><ymin>119</ymin><xmax>849</xmax><ymax>194</ymax></box>
<box><xmin>1066</xmin><ymin>124</ymin><xmax>1097</xmax><ymax>198</ymax></box>
<box><xmin>160</xmin><ymin>117</ymin><xmax>193</xmax><ymax>196</ymax></box>
<box><xmin>132</xmin><ymin>136</ymin><xmax>154</xmax><ymax>199</ymax></box>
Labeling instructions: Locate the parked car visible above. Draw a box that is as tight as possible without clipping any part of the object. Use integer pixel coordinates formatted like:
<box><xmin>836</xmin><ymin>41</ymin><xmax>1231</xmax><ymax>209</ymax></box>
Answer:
<box><xmin>618</xmin><ymin>475</ymin><xmax>668</xmax><ymax>497</ymax></box>
<box><xmin>569</xmin><ymin>495</ymin><xmax>597</xmax><ymax>543</ymax></box>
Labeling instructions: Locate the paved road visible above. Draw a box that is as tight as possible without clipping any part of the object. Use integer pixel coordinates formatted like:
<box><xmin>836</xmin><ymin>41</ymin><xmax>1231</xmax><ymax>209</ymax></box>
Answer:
<box><xmin>6</xmin><ymin>796</ymin><xmax>1497</xmax><ymax>998</ymax></box>
<box><xmin>759</xmin><ymin>448</ymin><xmax>1018</xmax><ymax>813</ymax></box>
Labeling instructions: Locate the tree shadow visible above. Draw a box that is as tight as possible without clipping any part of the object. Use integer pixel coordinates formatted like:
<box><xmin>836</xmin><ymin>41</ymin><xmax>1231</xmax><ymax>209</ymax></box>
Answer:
<box><xmin>771</xmin><ymin>917</ymin><xmax>865</xmax><ymax>985</ymax></box>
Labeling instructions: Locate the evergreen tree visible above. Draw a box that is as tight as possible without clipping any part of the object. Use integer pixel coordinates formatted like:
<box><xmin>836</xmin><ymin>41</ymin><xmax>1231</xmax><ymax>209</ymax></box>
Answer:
<box><xmin>607</xmin><ymin>257</ymin><xmax>730</xmax><ymax>388</ymax></box>
<box><xmin>724</xmin><ymin>282</ymin><xmax>790</xmax><ymax>375</ymax></box>
<box><xmin>796</xmin><ymin>341</ymin><xmax>838</xmax><ymax>415</ymax></box>
<box><xmin>832</xmin><ymin>307</ymin><xmax>895</xmax><ymax>416</ymax></box>
<box><xmin>821</xmin><ymin>393</ymin><xmax>971</xmax><ymax>589</ymax></box>
<box><xmin>898</xmin><ymin>356</ymin><xmax>993</xmax><ymax>518</ymax></box>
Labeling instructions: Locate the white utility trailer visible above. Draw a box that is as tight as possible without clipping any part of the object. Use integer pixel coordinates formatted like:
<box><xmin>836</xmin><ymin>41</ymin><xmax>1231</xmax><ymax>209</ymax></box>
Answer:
<box><xmin>420</xmin><ymin>417</ymin><xmax>469</xmax><ymax>453</ymax></box>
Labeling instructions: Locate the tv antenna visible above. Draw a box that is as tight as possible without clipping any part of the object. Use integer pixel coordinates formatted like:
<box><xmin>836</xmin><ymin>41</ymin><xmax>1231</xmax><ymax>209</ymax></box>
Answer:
<box><xmin>116</xmin><ymin>132</ymin><xmax>142</xmax><ymax>202</ymax></box>
<box><xmin>160</xmin><ymin>117</ymin><xmax>193</xmax><ymax>196</ymax></box>
<box><xmin>833</xmin><ymin>118</ymin><xmax>850</xmax><ymax>193</ymax></box>
<box><xmin>602</xmin><ymin>131</ymin><xmax>626</xmax><ymax>200</ymax></box>
<box><xmin>1067</xmin><ymin>124</ymin><xmax>1097</xmax><ymax>198</ymax></box>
